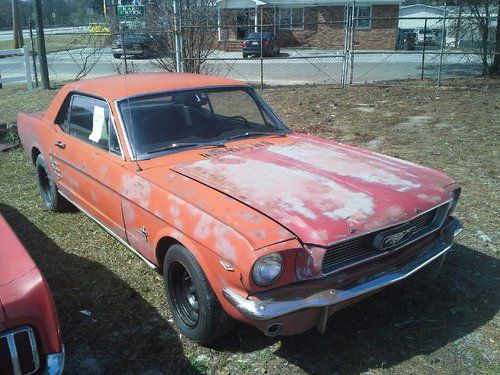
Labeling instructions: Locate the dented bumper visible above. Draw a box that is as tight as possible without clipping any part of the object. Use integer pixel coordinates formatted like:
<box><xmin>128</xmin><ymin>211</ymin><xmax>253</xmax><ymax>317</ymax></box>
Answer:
<box><xmin>223</xmin><ymin>218</ymin><xmax>463</xmax><ymax>322</ymax></box>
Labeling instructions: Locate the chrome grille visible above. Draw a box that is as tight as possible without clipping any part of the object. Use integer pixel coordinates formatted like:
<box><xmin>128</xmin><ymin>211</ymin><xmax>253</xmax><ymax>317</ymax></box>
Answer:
<box><xmin>322</xmin><ymin>205</ymin><xmax>445</xmax><ymax>275</ymax></box>
<box><xmin>0</xmin><ymin>327</ymin><xmax>40</xmax><ymax>375</ymax></box>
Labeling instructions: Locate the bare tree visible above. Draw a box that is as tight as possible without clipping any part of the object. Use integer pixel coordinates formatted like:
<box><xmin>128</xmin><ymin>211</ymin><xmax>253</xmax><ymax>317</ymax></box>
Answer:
<box><xmin>490</xmin><ymin>2</ymin><xmax>500</xmax><ymax>75</ymax></box>
<box><xmin>150</xmin><ymin>0</ymin><xmax>220</xmax><ymax>73</ymax></box>
<box><xmin>462</xmin><ymin>0</ymin><xmax>498</xmax><ymax>75</ymax></box>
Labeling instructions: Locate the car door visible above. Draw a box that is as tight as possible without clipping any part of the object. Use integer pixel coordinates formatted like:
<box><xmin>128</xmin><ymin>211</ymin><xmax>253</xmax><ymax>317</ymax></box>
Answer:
<box><xmin>50</xmin><ymin>93</ymin><xmax>127</xmax><ymax>240</ymax></box>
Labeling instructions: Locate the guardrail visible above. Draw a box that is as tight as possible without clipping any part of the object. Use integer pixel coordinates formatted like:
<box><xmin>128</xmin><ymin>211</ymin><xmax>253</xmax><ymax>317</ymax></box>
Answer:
<box><xmin>0</xmin><ymin>46</ymin><xmax>33</xmax><ymax>89</ymax></box>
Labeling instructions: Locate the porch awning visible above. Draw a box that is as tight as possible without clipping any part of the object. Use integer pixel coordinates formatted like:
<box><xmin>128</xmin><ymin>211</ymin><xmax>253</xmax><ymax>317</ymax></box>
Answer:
<box><xmin>216</xmin><ymin>0</ymin><xmax>266</xmax><ymax>9</ymax></box>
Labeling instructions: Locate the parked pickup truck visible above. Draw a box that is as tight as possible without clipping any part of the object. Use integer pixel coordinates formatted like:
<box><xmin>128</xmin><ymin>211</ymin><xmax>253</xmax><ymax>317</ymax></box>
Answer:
<box><xmin>17</xmin><ymin>73</ymin><xmax>463</xmax><ymax>343</ymax></box>
<box><xmin>0</xmin><ymin>213</ymin><xmax>64</xmax><ymax>374</ymax></box>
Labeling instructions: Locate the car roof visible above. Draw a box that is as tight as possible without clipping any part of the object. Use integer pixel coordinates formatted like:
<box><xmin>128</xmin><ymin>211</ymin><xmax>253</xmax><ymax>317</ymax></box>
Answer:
<box><xmin>61</xmin><ymin>73</ymin><xmax>249</xmax><ymax>101</ymax></box>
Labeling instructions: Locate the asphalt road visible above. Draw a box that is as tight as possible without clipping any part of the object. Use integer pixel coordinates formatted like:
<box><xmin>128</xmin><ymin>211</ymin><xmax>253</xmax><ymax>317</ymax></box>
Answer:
<box><xmin>0</xmin><ymin>46</ymin><xmax>483</xmax><ymax>87</ymax></box>
<box><xmin>0</xmin><ymin>26</ymin><xmax>88</xmax><ymax>42</ymax></box>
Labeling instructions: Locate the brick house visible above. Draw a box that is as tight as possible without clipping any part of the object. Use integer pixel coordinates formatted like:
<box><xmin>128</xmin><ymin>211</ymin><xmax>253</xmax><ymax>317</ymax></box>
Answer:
<box><xmin>216</xmin><ymin>0</ymin><xmax>401</xmax><ymax>50</ymax></box>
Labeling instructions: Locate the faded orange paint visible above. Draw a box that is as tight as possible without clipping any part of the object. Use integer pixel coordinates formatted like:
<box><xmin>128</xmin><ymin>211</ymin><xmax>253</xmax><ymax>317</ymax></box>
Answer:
<box><xmin>17</xmin><ymin>73</ymin><xmax>461</xmax><ymax>336</ymax></box>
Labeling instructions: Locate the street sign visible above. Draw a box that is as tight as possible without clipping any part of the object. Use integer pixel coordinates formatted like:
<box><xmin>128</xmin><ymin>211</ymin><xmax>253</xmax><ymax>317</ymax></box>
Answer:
<box><xmin>117</xmin><ymin>5</ymin><xmax>145</xmax><ymax>21</ymax></box>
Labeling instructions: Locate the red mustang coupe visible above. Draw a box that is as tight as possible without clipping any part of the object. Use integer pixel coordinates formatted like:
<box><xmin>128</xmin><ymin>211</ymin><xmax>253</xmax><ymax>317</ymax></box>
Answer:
<box><xmin>0</xmin><ymin>214</ymin><xmax>64</xmax><ymax>375</ymax></box>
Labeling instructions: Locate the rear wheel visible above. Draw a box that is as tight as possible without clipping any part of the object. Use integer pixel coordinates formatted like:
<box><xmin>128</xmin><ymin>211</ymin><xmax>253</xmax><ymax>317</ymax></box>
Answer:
<box><xmin>35</xmin><ymin>154</ymin><xmax>69</xmax><ymax>212</ymax></box>
<box><xmin>242</xmin><ymin>53</ymin><xmax>248</xmax><ymax>59</ymax></box>
<box><xmin>163</xmin><ymin>245</ymin><xmax>234</xmax><ymax>343</ymax></box>
<box><xmin>113</xmin><ymin>53</ymin><xmax>121</xmax><ymax>59</ymax></box>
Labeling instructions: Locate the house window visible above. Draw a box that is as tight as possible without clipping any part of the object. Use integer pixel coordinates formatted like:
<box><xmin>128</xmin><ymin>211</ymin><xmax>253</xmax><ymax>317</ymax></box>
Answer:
<box><xmin>354</xmin><ymin>6</ymin><xmax>371</xmax><ymax>29</ymax></box>
<box><xmin>279</xmin><ymin>8</ymin><xmax>304</xmax><ymax>30</ymax></box>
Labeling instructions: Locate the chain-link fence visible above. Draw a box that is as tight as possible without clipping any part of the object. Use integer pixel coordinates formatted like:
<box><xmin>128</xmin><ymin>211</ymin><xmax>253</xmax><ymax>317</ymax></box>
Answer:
<box><xmin>1</xmin><ymin>3</ymin><xmax>497</xmax><ymax>89</ymax></box>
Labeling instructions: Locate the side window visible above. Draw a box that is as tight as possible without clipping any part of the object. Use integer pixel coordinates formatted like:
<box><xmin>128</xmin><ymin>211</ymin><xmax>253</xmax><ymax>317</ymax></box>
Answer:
<box><xmin>67</xmin><ymin>95</ymin><xmax>121</xmax><ymax>155</ymax></box>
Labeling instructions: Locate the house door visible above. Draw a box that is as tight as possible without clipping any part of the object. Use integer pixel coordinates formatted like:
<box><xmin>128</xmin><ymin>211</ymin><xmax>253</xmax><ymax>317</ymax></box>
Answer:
<box><xmin>236</xmin><ymin>9</ymin><xmax>255</xmax><ymax>39</ymax></box>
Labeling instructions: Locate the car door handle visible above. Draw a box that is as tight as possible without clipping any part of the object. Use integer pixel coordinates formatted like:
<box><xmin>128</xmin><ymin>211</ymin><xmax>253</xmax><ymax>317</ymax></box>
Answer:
<box><xmin>54</xmin><ymin>141</ymin><xmax>66</xmax><ymax>149</ymax></box>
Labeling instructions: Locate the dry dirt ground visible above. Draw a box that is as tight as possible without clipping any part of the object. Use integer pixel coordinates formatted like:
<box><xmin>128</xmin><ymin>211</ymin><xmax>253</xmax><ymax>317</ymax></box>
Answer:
<box><xmin>0</xmin><ymin>79</ymin><xmax>498</xmax><ymax>374</ymax></box>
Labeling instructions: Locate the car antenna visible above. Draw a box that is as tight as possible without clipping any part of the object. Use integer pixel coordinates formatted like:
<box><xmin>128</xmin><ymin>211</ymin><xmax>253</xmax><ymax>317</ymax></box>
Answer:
<box><xmin>121</xmin><ymin>32</ymin><xmax>142</xmax><ymax>173</ymax></box>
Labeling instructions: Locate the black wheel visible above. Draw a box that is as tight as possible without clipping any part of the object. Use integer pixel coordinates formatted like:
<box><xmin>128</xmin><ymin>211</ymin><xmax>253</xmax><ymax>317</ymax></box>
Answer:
<box><xmin>113</xmin><ymin>53</ymin><xmax>121</xmax><ymax>59</ymax></box>
<box><xmin>242</xmin><ymin>53</ymin><xmax>248</xmax><ymax>59</ymax></box>
<box><xmin>163</xmin><ymin>245</ymin><xmax>234</xmax><ymax>343</ymax></box>
<box><xmin>35</xmin><ymin>154</ymin><xmax>69</xmax><ymax>212</ymax></box>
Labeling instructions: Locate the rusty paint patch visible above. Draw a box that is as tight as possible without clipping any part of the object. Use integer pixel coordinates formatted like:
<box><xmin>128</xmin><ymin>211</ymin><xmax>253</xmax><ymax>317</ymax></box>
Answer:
<box><xmin>173</xmin><ymin>134</ymin><xmax>452</xmax><ymax>246</ymax></box>
<box><xmin>199</xmin><ymin>141</ymin><xmax>273</xmax><ymax>158</ymax></box>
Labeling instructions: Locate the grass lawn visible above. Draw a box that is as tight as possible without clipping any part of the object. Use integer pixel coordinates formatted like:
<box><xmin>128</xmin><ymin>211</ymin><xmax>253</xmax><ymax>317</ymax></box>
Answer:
<box><xmin>0</xmin><ymin>80</ymin><xmax>499</xmax><ymax>374</ymax></box>
<box><xmin>0</xmin><ymin>33</ymin><xmax>109</xmax><ymax>54</ymax></box>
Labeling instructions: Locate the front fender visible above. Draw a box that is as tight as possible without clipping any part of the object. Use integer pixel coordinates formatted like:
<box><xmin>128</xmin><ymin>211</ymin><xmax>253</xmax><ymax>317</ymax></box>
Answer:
<box><xmin>153</xmin><ymin>227</ymin><xmax>252</xmax><ymax>322</ymax></box>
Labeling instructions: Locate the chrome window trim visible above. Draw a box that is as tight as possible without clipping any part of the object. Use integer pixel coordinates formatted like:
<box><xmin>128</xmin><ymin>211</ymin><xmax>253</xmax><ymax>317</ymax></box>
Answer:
<box><xmin>1</xmin><ymin>326</ymin><xmax>41</xmax><ymax>375</ymax></box>
<box><xmin>109</xmin><ymin>115</ymin><xmax>126</xmax><ymax>161</ymax></box>
<box><xmin>320</xmin><ymin>199</ymin><xmax>453</xmax><ymax>276</ymax></box>
<box><xmin>114</xmin><ymin>100</ymin><xmax>136</xmax><ymax>161</ymax></box>
<box><xmin>113</xmin><ymin>85</ymin><xmax>291</xmax><ymax>162</ymax></box>
<box><xmin>114</xmin><ymin>84</ymin><xmax>250</xmax><ymax>102</ymax></box>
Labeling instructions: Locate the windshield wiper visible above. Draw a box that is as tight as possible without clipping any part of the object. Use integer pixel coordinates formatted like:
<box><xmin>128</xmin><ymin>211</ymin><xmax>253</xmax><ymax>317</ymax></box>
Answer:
<box><xmin>147</xmin><ymin>142</ymin><xmax>226</xmax><ymax>154</ymax></box>
<box><xmin>224</xmin><ymin>131</ymin><xmax>287</xmax><ymax>141</ymax></box>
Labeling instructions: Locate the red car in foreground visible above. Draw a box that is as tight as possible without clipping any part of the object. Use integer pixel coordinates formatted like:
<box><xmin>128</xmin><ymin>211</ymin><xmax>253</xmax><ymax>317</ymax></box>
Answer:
<box><xmin>0</xmin><ymin>214</ymin><xmax>64</xmax><ymax>375</ymax></box>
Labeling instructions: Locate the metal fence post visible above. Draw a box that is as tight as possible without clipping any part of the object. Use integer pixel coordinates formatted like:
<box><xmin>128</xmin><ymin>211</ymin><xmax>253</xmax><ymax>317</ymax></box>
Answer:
<box><xmin>173</xmin><ymin>0</ymin><xmax>184</xmax><ymax>73</ymax></box>
<box><xmin>349</xmin><ymin>3</ymin><xmax>355</xmax><ymax>86</ymax></box>
<box><xmin>437</xmin><ymin>6</ymin><xmax>447</xmax><ymax>87</ymax></box>
<box><xmin>260</xmin><ymin>7</ymin><xmax>264</xmax><ymax>89</ymax></box>
<box><xmin>341</xmin><ymin>4</ymin><xmax>350</xmax><ymax>88</ymax></box>
<box><xmin>29</xmin><ymin>20</ymin><xmax>38</xmax><ymax>87</ymax></box>
<box><xmin>22</xmin><ymin>46</ymin><xmax>34</xmax><ymax>90</ymax></box>
<box><xmin>421</xmin><ymin>18</ymin><xmax>427</xmax><ymax>80</ymax></box>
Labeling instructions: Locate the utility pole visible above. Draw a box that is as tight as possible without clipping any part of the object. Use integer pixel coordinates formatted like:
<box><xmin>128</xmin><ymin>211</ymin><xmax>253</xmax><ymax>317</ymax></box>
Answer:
<box><xmin>34</xmin><ymin>0</ymin><xmax>50</xmax><ymax>89</ymax></box>
<box><xmin>12</xmin><ymin>0</ymin><xmax>24</xmax><ymax>48</ymax></box>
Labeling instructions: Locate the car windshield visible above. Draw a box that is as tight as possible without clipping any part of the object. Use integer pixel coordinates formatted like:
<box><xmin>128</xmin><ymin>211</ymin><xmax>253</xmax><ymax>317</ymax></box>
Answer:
<box><xmin>247</xmin><ymin>32</ymin><xmax>271</xmax><ymax>39</ymax></box>
<box><xmin>118</xmin><ymin>87</ymin><xmax>289</xmax><ymax>159</ymax></box>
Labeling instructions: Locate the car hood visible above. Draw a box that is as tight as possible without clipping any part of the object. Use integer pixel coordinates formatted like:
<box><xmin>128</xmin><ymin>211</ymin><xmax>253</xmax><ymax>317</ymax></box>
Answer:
<box><xmin>171</xmin><ymin>134</ymin><xmax>454</xmax><ymax>246</ymax></box>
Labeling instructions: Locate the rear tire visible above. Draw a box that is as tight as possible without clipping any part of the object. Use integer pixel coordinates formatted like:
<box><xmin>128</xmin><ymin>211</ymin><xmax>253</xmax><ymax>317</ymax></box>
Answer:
<box><xmin>35</xmin><ymin>154</ymin><xmax>69</xmax><ymax>212</ymax></box>
<box><xmin>113</xmin><ymin>53</ymin><xmax>121</xmax><ymax>59</ymax></box>
<box><xmin>242</xmin><ymin>53</ymin><xmax>248</xmax><ymax>59</ymax></box>
<box><xmin>163</xmin><ymin>245</ymin><xmax>235</xmax><ymax>344</ymax></box>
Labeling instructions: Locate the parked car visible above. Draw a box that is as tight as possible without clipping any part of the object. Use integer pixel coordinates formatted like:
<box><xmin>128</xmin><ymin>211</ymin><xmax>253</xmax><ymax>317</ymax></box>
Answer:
<box><xmin>242</xmin><ymin>32</ymin><xmax>280</xmax><ymax>58</ymax></box>
<box><xmin>17</xmin><ymin>73</ymin><xmax>463</xmax><ymax>343</ymax></box>
<box><xmin>0</xmin><ymin>214</ymin><xmax>64</xmax><ymax>374</ymax></box>
<box><xmin>111</xmin><ymin>32</ymin><xmax>164</xmax><ymax>59</ymax></box>
<box><xmin>415</xmin><ymin>28</ymin><xmax>437</xmax><ymax>45</ymax></box>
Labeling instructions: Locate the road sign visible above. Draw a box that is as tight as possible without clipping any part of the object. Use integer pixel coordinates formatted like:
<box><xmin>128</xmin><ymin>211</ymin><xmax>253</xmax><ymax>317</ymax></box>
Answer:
<box><xmin>117</xmin><ymin>5</ymin><xmax>145</xmax><ymax>21</ymax></box>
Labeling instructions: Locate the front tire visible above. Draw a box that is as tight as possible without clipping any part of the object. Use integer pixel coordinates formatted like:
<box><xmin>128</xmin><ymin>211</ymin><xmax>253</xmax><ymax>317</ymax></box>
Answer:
<box><xmin>35</xmin><ymin>154</ymin><xmax>69</xmax><ymax>212</ymax></box>
<box><xmin>163</xmin><ymin>245</ymin><xmax>234</xmax><ymax>343</ymax></box>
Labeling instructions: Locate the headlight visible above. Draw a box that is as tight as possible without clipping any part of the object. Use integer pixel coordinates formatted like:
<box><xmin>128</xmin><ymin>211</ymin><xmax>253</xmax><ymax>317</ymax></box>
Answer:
<box><xmin>252</xmin><ymin>252</ymin><xmax>283</xmax><ymax>287</ymax></box>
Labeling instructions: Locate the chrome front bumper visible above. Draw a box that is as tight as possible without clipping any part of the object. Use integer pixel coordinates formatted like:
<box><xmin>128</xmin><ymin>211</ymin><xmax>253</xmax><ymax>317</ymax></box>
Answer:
<box><xmin>223</xmin><ymin>218</ymin><xmax>463</xmax><ymax>321</ymax></box>
<box><xmin>44</xmin><ymin>346</ymin><xmax>65</xmax><ymax>375</ymax></box>
<box><xmin>111</xmin><ymin>48</ymin><xmax>143</xmax><ymax>55</ymax></box>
